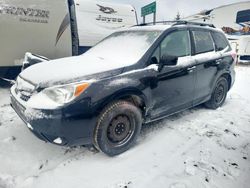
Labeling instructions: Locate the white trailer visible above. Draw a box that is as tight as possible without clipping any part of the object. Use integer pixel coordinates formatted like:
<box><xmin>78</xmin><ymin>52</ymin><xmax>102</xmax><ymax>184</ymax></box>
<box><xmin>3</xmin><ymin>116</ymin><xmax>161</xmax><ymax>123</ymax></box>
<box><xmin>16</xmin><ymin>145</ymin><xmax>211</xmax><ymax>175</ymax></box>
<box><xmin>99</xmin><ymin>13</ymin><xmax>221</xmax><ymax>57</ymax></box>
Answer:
<box><xmin>184</xmin><ymin>1</ymin><xmax>250</xmax><ymax>63</ymax></box>
<box><xmin>0</xmin><ymin>0</ymin><xmax>137</xmax><ymax>79</ymax></box>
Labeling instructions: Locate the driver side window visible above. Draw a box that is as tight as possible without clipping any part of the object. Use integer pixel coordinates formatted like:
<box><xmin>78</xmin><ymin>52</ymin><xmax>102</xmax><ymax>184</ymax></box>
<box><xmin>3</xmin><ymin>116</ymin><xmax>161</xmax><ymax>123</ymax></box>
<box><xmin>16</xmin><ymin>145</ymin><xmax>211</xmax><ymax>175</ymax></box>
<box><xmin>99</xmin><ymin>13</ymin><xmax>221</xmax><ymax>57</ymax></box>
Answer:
<box><xmin>150</xmin><ymin>30</ymin><xmax>191</xmax><ymax>65</ymax></box>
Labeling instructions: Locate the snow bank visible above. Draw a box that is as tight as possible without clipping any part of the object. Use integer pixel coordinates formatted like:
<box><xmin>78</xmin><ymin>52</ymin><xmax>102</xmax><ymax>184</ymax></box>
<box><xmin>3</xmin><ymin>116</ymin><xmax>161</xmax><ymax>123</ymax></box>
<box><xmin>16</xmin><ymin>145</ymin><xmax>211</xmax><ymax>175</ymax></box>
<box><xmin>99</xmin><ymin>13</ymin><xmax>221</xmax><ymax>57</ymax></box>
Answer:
<box><xmin>0</xmin><ymin>174</ymin><xmax>15</xmax><ymax>188</ymax></box>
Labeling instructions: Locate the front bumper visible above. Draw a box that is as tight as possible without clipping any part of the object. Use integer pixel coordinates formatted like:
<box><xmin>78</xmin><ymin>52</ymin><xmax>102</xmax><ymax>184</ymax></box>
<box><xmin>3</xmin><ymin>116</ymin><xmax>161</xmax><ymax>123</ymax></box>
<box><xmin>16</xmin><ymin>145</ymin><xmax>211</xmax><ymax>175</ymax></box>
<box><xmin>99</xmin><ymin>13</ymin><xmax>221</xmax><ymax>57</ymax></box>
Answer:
<box><xmin>10</xmin><ymin>88</ymin><xmax>96</xmax><ymax>147</ymax></box>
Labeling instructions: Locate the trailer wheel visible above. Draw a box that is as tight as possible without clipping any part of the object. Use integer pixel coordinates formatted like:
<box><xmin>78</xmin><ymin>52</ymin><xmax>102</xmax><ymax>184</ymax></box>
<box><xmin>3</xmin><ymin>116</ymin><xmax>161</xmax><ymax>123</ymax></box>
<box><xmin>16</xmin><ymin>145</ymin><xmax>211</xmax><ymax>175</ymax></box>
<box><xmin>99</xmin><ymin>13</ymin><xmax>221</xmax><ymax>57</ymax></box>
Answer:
<box><xmin>94</xmin><ymin>100</ymin><xmax>142</xmax><ymax>156</ymax></box>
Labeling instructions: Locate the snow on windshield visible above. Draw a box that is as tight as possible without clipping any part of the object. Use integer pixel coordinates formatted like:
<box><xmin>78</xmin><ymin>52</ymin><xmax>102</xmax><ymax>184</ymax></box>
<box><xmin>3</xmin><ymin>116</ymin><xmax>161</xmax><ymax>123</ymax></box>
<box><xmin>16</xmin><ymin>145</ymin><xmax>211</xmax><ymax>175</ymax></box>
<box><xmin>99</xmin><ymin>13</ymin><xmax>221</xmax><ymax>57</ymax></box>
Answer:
<box><xmin>19</xmin><ymin>30</ymin><xmax>163</xmax><ymax>86</ymax></box>
<box><xmin>84</xmin><ymin>30</ymin><xmax>163</xmax><ymax>66</ymax></box>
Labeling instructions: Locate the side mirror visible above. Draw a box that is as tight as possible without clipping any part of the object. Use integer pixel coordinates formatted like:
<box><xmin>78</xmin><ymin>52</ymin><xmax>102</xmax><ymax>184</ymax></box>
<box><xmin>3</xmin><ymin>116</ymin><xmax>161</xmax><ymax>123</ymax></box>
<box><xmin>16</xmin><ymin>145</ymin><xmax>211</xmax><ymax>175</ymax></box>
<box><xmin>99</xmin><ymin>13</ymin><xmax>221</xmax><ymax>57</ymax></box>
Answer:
<box><xmin>158</xmin><ymin>55</ymin><xmax>178</xmax><ymax>71</ymax></box>
<box><xmin>150</xmin><ymin>56</ymin><xmax>158</xmax><ymax>65</ymax></box>
<box><xmin>160</xmin><ymin>55</ymin><xmax>178</xmax><ymax>66</ymax></box>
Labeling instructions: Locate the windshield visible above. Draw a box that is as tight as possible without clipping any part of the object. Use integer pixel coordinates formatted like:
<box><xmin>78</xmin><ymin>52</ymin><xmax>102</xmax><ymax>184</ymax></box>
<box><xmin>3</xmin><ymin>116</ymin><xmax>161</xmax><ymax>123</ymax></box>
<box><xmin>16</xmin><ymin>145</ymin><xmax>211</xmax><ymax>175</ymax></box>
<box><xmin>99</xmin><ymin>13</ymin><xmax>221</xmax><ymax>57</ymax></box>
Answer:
<box><xmin>84</xmin><ymin>30</ymin><xmax>163</xmax><ymax>66</ymax></box>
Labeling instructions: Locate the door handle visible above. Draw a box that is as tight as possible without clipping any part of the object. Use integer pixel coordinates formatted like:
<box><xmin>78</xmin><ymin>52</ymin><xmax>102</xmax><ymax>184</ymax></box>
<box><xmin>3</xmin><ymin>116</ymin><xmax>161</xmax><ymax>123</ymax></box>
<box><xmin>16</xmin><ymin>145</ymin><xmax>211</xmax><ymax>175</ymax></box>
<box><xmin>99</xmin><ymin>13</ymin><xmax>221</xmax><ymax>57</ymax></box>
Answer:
<box><xmin>187</xmin><ymin>66</ymin><xmax>196</xmax><ymax>73</ymax></box>
<box><xmin>215</xmin><ymin>59</ymin><xmax>222</xmax><ymax>65</ymax></box>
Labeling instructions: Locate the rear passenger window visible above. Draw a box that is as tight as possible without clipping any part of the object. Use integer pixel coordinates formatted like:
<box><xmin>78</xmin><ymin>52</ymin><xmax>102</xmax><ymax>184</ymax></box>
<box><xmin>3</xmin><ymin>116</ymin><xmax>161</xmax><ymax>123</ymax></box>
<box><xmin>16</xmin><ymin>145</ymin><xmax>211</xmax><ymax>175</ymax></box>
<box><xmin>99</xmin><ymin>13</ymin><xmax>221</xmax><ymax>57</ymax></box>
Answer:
<box><xmin>212</xmin><ymin>32</ymin><xmax>230</xmax><ymax>51</ymax></box>
<box><xmin>192</xmin><ymin>31</ymin><xmax>214</xmax><ymax>54</ymax></box>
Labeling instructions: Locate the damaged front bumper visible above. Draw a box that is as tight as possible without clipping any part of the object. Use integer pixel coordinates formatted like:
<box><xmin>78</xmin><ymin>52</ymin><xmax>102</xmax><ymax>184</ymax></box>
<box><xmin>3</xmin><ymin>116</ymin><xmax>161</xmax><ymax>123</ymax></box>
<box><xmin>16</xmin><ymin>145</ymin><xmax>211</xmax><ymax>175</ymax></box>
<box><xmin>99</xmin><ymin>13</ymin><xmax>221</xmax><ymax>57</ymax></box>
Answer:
<box><xmin>10</xmin><ymin>86</ymin><xmax>96</xmax><ymax>147</ymax></box>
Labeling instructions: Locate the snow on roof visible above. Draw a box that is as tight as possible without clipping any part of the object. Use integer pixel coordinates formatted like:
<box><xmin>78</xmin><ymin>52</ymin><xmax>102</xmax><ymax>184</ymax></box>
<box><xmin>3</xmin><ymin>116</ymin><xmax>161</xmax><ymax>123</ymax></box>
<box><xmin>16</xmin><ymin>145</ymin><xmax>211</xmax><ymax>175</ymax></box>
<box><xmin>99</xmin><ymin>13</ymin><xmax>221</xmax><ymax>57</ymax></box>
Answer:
<box><xmin>126</xmin><ymin>24</ymin><xmax>171</xmax><ymax>32</ymax></box>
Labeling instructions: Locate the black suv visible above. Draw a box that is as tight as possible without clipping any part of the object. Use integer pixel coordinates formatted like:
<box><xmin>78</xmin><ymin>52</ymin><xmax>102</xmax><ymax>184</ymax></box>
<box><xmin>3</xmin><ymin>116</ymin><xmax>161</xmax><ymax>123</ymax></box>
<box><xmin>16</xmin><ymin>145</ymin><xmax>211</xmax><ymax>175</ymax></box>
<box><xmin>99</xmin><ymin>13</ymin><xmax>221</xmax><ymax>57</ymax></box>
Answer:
<box><xmin>11</xmin><ymin>21</ymin><xmax>236</xmax><ymax>156</ymax></box>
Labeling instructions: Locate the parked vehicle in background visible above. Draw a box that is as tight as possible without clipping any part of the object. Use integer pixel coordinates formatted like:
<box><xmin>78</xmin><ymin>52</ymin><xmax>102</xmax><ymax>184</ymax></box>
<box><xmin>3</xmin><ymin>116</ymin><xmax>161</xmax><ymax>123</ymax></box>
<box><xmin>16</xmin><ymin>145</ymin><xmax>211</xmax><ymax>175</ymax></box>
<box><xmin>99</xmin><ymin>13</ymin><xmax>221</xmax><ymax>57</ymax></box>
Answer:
<box><xmin>227</xmin><ymin>34</ymin><xmax>250</xmax><ymax>64</ymax></box>
<box><xmin>0</xmin><ymin>0</ymin><xmax>137</xmax><ymax>80</ymax></box>
<box><xmin>184</xmin><ymin>1</ymin><xmax>250</xmax><ymax>64</ymax></box>
<box><xmin>10</xmin><ymin>21</ymin><xmax>236</xmax><ymax>156</ymax></box>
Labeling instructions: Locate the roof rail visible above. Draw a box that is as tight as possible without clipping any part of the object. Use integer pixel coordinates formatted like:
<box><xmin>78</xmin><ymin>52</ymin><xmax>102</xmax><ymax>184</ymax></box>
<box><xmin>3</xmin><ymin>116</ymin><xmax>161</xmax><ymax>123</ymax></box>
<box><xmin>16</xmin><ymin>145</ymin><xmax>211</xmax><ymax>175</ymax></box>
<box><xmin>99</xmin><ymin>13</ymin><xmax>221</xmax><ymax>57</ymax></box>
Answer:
<box><xmin>137</xmin><ymin>21</ymin><xmax>177</xmax><ymax>26</ymax></box>
<box><xmin>173</xmin><ymin>20</ymin><xmax>215</xmax><ymax>28</ymax></box>
<box><xmin>136</xmin><ymin>20</ymin><xmax>215</xmax><ymax>28</ymax></box>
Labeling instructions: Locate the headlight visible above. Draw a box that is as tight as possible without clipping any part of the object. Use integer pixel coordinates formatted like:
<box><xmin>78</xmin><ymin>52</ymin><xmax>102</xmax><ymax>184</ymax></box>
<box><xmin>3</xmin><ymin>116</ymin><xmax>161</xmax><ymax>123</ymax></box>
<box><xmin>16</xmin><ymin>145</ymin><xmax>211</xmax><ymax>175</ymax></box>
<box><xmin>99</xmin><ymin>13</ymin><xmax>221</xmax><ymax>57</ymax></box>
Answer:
<box><xmin>42</xmin><ymin>82</ymin><xmax>90</xmax><ymax>104</ymax></box>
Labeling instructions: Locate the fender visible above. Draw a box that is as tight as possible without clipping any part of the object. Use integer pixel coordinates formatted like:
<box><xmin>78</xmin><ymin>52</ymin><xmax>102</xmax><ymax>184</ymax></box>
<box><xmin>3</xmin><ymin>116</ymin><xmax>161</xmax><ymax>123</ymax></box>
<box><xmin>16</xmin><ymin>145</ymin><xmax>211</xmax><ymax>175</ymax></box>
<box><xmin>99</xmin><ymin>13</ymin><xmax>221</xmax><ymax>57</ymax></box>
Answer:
<box><xmin>95</xmin><ymin>87</ymin><xmax>149</xmax><ymax>116</ymax></box>
<box><xmin>210</xmin><ymin>69</ymin><xmax>232</xmax><ymax>94</ymax></box>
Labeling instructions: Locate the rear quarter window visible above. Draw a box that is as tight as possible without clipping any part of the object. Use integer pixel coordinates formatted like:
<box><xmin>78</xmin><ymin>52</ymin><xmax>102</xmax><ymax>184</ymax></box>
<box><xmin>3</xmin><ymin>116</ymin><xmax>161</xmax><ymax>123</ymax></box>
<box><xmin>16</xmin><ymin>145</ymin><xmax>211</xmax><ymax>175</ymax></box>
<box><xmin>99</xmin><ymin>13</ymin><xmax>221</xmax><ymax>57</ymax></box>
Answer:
<box><xmin>192</xmin><ymin>30</ymin><xmax>214</xmax><ymax>54</ymax></box>
<box><xmin>212</xmin><ymin>32</ymin><xmax>231</xmax><ymax>51</ymax></box>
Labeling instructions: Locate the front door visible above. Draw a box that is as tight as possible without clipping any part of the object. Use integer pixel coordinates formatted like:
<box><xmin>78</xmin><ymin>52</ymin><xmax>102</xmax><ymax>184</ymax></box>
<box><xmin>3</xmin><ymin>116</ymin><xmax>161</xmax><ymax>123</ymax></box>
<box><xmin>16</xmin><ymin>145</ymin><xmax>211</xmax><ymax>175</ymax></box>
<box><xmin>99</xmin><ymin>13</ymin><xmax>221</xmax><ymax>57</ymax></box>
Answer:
<box><xmin>149</xmin><ymin>29</ymin><xmax>196</xmax><ymax>119</ymax></box>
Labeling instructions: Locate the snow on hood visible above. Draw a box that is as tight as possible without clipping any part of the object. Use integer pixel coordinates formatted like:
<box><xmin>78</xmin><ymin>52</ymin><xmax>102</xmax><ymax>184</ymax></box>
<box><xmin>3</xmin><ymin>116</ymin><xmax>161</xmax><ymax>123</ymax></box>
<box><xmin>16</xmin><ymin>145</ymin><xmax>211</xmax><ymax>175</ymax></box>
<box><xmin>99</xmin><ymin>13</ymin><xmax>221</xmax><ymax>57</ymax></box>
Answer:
<box><xmin>20</xmin><ymin>30</ymin><xmax>163</xmax><ymax>87</ymax></box>
<box><xmin>19</xmin><ymin>53</ymin><xmax>128</xmax><ymax>87</ymax></box>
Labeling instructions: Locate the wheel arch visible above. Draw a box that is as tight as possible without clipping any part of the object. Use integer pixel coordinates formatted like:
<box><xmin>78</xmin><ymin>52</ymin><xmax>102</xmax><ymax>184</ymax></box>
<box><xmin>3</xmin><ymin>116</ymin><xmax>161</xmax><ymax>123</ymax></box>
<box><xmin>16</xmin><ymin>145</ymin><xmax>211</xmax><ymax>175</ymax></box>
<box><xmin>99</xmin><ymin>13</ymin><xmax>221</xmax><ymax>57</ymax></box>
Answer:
<box><xmin>221</xmin><ymin>73</ymin><xmax>232</xmax><ymax>91</ymax></box>
<box><xmin>96</xmin><ymin>88</ymin><xmax>148</xmax><ymax>118</ymax></box>
<box><xmin>211</xmin><ymin>71</ymin><xmax>232</xmax><ymax>93</ymax></box>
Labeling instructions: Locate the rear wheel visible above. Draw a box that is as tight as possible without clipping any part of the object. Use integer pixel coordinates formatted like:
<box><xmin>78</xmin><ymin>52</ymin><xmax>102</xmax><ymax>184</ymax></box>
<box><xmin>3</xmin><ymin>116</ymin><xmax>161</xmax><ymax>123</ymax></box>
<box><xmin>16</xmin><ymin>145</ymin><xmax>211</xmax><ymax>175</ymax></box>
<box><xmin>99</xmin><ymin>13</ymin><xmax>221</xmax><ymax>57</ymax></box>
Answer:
<box><xmin>94</xmin><ymin>100</ymin><xmax>142</xmax><ymax>156</ymax></box>
<box><xmin>205</xmin><ymin>77</ymin><xmax>228</xmax><ymax>109</ymax></box>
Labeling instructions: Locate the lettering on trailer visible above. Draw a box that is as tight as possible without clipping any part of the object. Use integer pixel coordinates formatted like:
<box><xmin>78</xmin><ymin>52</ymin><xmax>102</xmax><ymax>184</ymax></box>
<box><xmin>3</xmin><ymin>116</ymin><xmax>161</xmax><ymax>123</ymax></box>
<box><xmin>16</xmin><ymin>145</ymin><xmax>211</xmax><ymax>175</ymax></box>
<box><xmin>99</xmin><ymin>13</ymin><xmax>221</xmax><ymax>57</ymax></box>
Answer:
<box><xmin>0</xmin><ymin>5</ymin><xmax>50</xmax><ymax>24</ymax></box>
<box><xmin>95</xmin><ymin>4</ymin><xmax>123</xmax><ymax>23</ymax></box>
<box><xmin>96</xmin><ymin>15</ymin><xmax>123</xmax><ymax>23</ymax></box>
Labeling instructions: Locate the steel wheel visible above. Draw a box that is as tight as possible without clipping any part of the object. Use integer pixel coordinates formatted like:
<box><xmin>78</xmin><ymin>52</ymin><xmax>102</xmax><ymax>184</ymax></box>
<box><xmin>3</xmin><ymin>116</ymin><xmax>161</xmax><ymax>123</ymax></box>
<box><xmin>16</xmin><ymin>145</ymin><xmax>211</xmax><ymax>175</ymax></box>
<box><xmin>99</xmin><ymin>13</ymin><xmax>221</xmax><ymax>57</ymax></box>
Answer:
<box><xmin>107</xmin><ymin>115</ymin><xmax>135</xmax><ymax>146</ymax></box>
<box><xmin>205</xmin><ymin>77</ymin><xmax>228</xmax><ymax>109</ymax></box>
<box><xmin>94</xmin><ymin>101</ymin><xmax>142</xmax><ymax>156</ymax></box>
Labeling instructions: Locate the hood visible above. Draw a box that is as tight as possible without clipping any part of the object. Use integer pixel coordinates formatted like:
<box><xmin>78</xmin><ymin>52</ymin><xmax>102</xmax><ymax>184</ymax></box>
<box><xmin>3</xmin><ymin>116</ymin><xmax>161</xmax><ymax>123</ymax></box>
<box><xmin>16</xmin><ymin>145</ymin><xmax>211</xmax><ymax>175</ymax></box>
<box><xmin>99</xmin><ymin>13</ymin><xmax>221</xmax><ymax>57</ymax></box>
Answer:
<box><xmin>20</xmin><ymin>53</ymin><xmax>126</xmax><ymax>88</ymax></box>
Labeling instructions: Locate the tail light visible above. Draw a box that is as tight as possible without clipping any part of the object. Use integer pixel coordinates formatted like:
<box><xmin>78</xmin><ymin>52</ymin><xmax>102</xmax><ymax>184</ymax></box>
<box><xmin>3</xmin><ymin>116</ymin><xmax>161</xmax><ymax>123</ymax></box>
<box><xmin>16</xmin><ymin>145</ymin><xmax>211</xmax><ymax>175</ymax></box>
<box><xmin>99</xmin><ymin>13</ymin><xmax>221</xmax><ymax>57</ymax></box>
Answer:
<box><xmin>231</xmin><ymin>51</ymin><xmax>238</xmax><ymax>64</ymax></box>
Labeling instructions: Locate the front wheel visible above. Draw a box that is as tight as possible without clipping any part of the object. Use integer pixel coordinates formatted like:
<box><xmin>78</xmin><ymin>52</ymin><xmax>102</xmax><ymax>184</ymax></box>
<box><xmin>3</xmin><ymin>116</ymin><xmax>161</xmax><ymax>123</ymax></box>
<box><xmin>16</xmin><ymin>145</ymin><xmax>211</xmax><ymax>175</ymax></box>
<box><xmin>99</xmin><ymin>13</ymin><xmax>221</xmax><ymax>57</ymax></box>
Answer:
<box><xmin>94</xmin><ymin>100</ymin><xmax>142</xmax><ymax>156</ymax></box>
<box><xmin>205</xmin><ymin>77</ymin><xmax>228</xmax><ymax>109</ymax></box>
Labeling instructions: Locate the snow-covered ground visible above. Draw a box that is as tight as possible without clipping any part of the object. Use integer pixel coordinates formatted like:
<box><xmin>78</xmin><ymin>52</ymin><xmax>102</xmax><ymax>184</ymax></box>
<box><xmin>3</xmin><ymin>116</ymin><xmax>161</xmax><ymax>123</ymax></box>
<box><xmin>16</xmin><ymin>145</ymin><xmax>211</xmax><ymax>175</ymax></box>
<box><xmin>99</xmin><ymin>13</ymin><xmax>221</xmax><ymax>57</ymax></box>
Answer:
<box><xmin>0</xmin><ymin>65</ymin><xmax>250</xmax><ymax>188</ymax></box>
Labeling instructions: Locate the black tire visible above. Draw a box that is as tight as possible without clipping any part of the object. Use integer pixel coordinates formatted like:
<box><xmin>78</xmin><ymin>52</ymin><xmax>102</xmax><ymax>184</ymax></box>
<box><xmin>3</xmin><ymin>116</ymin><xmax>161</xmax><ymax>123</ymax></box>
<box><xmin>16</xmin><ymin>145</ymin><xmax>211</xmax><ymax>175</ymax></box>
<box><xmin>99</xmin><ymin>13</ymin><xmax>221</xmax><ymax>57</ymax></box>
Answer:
<box><xmin>205</xmin><ymin>77</ymin><xmax>229</xmax><ymax>109</ymax></box>
<box><xmin>94</xmin><ymin>100</ymin><xmax>142</xmax><ymax>156</ymax></box>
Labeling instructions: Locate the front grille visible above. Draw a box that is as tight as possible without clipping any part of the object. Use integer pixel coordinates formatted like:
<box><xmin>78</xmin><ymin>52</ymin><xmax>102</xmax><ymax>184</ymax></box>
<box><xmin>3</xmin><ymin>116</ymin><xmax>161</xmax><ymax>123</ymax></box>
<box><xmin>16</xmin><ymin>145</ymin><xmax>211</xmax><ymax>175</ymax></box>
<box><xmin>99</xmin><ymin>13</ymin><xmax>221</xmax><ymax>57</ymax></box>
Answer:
<box><xmin>20</xmin><ymin>93</ymin><xmax>31</xmax><ymax>102</ymax></box>
<box><xmin>15</xmin><ymin>89</ymin><xmax>32</xmax><ymax>102</ymax></box>
<box><xmin>15</xmin><ymin>77</ymin><xmax>35</xmax><ymax>102</ymax></box>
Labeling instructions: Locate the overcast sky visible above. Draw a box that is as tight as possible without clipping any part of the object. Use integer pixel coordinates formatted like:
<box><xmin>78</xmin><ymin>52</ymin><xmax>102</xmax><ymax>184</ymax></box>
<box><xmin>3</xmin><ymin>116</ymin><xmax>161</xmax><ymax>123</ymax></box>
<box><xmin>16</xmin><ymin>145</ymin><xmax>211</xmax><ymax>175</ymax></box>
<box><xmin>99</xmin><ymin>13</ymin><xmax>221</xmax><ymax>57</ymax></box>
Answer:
<box><xmin>100</xmin><ymin>0</ymin><xmax>247</xmax><ymax>22</ymax></box>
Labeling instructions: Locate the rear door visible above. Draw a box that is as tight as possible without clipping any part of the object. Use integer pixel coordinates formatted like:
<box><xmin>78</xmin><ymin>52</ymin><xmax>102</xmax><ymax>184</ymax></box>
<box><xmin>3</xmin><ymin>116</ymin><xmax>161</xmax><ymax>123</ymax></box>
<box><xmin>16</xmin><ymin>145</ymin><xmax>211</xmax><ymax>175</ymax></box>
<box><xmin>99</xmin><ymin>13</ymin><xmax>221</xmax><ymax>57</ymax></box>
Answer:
<box><xmin>211</xmin><ymin>31</ymin><xmax>234</xmax><ymax>74</ymax></box>
<box><xmin>191</xmin><ymin>29</ymin><xmax>221</xmax><ymax>105</ymax></box>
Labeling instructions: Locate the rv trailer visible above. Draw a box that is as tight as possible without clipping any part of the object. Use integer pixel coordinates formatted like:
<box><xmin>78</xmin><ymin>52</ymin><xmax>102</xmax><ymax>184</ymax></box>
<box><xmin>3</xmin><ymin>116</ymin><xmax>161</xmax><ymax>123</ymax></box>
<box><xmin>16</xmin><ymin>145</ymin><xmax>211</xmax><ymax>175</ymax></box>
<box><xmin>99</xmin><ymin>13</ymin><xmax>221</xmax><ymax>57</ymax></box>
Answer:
<box><xmin>0</xmin><ymin>0</ymin><xmax>137</xmax><ymax>80</ymax></box>
<box><xmin>184</xmin><ymin>1</ymin><xmax>250</xmax><ymax>63</ymax></box>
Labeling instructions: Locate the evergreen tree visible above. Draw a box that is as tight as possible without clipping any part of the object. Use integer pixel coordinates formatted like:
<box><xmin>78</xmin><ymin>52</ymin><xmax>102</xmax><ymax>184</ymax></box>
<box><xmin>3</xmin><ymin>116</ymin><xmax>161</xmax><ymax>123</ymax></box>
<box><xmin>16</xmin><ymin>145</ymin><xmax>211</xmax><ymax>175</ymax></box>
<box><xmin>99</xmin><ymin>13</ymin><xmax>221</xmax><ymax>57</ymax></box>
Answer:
<box><xmin>175</xmin><ymin>11</ymin><xmax>181</xmax><ymax>20</ymax></box>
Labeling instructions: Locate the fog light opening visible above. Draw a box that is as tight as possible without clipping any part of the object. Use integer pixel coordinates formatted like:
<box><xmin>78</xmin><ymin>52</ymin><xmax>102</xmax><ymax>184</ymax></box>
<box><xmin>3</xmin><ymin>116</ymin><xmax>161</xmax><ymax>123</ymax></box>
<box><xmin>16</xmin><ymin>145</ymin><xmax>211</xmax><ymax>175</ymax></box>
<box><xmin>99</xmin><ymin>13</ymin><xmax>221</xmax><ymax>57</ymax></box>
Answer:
<box><xmin>53</xmin><ymin>137</ymin><xmax>63</xmax><ymax>144</ymax></box>
<box><xmin>27</xmin><ymin>123</ymin><xmax>33</xmax><ymax>130</ymax></box>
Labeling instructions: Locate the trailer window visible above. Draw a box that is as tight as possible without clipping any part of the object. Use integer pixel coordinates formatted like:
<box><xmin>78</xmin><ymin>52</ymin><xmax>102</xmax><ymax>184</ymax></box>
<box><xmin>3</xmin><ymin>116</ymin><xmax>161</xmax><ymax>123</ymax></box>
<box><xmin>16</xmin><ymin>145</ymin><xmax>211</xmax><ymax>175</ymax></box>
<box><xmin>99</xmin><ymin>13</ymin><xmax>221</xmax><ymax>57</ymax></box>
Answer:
<box><xmin>192</xmin><ymin>31</ymin><xmax>214</xmax><ymax>54</ymax></box>
<box><xmin>236</xmin><ymin>9</ymin><xmax>250</xmax><ymax>23</ymax></box>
